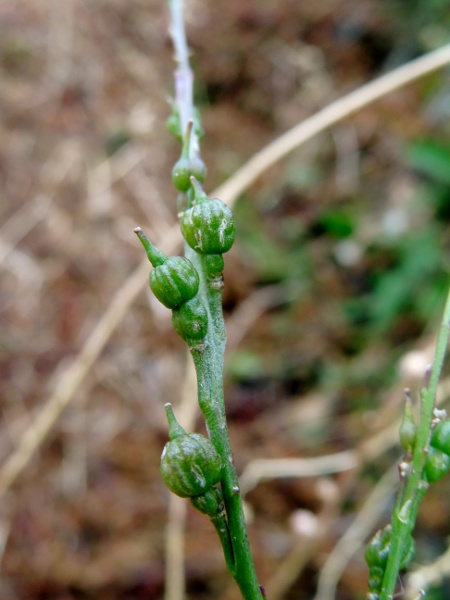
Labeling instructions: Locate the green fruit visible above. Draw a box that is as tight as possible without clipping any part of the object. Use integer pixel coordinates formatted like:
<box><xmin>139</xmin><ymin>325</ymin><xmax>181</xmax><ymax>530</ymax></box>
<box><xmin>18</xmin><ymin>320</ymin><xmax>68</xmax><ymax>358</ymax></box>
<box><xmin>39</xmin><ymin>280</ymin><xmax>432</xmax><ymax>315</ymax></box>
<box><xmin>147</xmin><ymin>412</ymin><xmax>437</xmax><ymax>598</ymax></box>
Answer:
<box><xmin>431</xmin><ymin>419</ymin><xmax>450</xmax><ymax>455</ymax></box>
<box><xmin>191</xmin><ymin>486</ymin><xmax>224</xmax><ymax>516</ymax></box>
<box><xmin>368</xmin><ymin>566</ymin><xmax>384</xmax><ymax>593</ymax></box>
<box><xmin>365</xmin><ymin>525</ymin><xmax>392</xmax><ymax>569</ymax></box>
<box><xmin>160</xmin><ymin>433</ymin><xmax>222</xmax><ymax>498</ymax></box>
<box><xmin>150</xmin><ymin>256</ymin><xmax>199</xmax><ymax>310</ymax></box>
<box><xmin>172</xmin><ymin>156</ymin><xmax>207</xmax><ymax>192</ymax></box>
<box><xmin>190</xmin><ymin>155</ymin><xmax>207</xmax><ymax>183</ymax></box>
<box><xmin>181</xmin><ymin>198</ymin><xmax>235</xmax><ymax>255</ymax></box>
<box><xmin>424</xmin><ymin>446</ymin><xmax>450</xmax><ymax>483</ymax></box>
<box><xmin>172</xmin><ymin>157</ymin><xmax>194</xmax><ymax>192</ymax></box>
<box><xmin>172</xmin><ymin>297</ymin><xmax>208</xmax><ymax>344</ymax></box>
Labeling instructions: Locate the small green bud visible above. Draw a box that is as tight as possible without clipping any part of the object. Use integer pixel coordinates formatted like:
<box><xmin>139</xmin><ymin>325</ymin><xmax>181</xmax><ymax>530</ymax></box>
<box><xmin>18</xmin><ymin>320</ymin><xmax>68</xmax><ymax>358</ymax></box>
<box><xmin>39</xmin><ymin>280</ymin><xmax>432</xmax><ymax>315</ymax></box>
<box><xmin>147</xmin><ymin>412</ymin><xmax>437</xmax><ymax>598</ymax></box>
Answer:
<box><xmin>172</xmin><ymin>156</ymin><xmax>207</xmax><ymax>192</ymax></box>
<box><xmin>423</xmin><ymin>446</ymin><xmax>450</xmax><ymax>483</ymax></box>
<box><xmin>191</xmin><ymin>486</ymin><xmax>224</xmax><ymax>516</ymax></box>
<box><xmin>150</xmin><ymin>256</ymin><xmax>199</xmax><ymax>310</ymax></box>
<box><xmin>172</xmin><ymin>157</ymin><xmax>194</xmax><ymax>192</ymax></box>
<box><xmin>172</xmin><ymin>121</ymin><xmax>207</xmax><ymax>192</ymax></box>
<box><xmin>365</xmin><ymin>525</ymin><xmax>392</xmax><ymax>569</ymax></box>
<box><xmin>181</xmin><ymin>191</ymin><xmax>235</xmax><ymax>255</ymax></box>
<box><xmin>430</xmin><ymin>419</ymin><xmax>450</xmax><ymax>455</ymax></box>
<box><xmin>134</xmin><ymin>228</ymin><xmax>199</xmax><ymax>310</ymax></box>
<box><xmin>399</xmin><ymin>392</ymin><xmax>416</xmax><ymax>452</ymax></box>
<box><xmin>160</xmin><ymin>416</ymin><xmax>222</xmax><ymax>498</ymax></box>
<box><xmin>172</xmin><ymin>297</ymin><xmax>208</xmax><ymax>345</ymax></box>
<box><xmin>368</xmin><ymin>566</ymin><xmax>384</xmax><ymax>593</ymax></box>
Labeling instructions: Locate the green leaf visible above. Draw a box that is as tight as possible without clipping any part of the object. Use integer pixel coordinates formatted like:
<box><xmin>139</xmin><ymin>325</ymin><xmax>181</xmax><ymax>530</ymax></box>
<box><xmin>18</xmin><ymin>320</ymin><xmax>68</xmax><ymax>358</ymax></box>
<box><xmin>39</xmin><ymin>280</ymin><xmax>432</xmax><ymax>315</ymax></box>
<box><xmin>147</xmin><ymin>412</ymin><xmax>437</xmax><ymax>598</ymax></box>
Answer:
<box><xmin>405</xmin><ymin>140</ymin><xmax>450</xmax><ymax>186</ymax></box>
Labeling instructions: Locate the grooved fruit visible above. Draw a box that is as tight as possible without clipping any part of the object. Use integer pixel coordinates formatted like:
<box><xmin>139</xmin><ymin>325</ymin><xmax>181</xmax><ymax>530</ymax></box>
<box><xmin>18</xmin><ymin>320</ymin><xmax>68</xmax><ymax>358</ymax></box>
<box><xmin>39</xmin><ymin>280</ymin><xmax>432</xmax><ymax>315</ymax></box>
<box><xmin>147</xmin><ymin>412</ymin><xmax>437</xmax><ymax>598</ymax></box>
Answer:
<box><xmin>150</xmin><ymin>256</ymin><xmax>199</xmax><ymax>309</ymax></box>
<box><xmin>160</xmin><ymin>433</ymin><xmax>222</xmax><ymax>498</ymax></box>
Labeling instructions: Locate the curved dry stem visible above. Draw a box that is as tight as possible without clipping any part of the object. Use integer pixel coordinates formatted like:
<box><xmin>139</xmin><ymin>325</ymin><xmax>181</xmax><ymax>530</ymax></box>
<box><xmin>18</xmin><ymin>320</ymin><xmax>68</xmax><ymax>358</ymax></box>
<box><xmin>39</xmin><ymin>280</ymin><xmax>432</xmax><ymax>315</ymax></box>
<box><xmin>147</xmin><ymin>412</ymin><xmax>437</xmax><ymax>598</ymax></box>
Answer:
<box><xmin>214</xmin><ymin>43</ymin><xmax>450</xmax><ymax>203</ymax></box>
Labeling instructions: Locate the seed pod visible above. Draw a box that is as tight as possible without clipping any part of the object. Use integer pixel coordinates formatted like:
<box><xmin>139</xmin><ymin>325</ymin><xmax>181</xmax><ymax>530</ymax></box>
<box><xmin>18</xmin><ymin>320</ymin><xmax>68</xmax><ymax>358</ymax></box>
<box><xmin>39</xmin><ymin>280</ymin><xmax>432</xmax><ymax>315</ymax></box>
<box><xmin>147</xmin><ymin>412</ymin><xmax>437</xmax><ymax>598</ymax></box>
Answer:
<box><xmin>150</xmin><ymin>256</ymin><xmax>199</xmax><ymax>310</ymax></box>
<box><xmin>134</xmin><ymin>228</ymin><xmax>199</xmax><ymax>310</ymax></box>
<box><xmin>368</xmin><ymin>566</ymin><xmax>384</xmax><ymax>593</ymax></box>
<box><xmin>191</xmin><ymin>486</ymin><xmax>224</xmax><ymax>516</ymax></box>
<box><xmin>423</xmin><ymin>446</ymin><xmax>450</xmax><ymax>483</ymax></box>
<box><xmin>365</xmin><ymin>525</ymin><xmax>392</xmax><ymax>569</ymax></box>
<box><xmin>172</xmin><ymin>297</ymin><xmax>208</xmax><ymax>345</ymax></box>
<box><xmin>172</xmin><ymin>121</ymin><xmax>207</xmax><ymax>192</ymax></box>
<box><xmin>430</xmin><ymin>419</ymin><xmax>450</xmax><ymax>455</ymax></box>
<box><xmin>172</xmin><ymin>157</ymin><xmax>207</xmax><ymax>192</ymax></box>
<box><xmin>160</xmin><ymin>405</ymin><xmax>222</xmax><ymax>498</ymax></box>
<box><xmin>181</xmin><ymin>188</ymin><xmax>235</xmax><ymax>255</ymax></box>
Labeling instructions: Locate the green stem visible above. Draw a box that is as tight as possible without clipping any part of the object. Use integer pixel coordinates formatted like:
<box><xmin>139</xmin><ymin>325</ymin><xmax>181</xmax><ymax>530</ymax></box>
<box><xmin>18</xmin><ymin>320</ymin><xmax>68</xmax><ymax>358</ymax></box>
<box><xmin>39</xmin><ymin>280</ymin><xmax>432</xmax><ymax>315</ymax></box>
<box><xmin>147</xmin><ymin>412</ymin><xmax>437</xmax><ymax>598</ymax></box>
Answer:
<box><xmin>190</xmin><ymin>340</ymin><xmax>261</xmax><ymax>599</ymax></box>
<box><xmin>210</xmin><ymin>510</ymin><xmax>236</xmax><ymax>576</ymax></box>
<box><xmin>380</xmin><ymin>282</ymin><xmax>450</xmax><ymax>599</ymax></box>
<box><xmin>167</xmin><ymin>0</ymin><xmax>261</xmax><ymax>596</ymax></box>
<box><xmin>188</xmin><ymin>249</ymin><xmax>260</xmax><ymax>598</ymax></box>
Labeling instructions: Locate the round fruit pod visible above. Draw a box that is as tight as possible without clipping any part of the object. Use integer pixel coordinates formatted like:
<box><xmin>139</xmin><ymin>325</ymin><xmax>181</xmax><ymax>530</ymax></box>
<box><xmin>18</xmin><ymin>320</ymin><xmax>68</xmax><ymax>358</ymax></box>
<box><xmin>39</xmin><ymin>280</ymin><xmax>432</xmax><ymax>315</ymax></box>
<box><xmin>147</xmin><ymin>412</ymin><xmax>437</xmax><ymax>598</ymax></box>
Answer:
<box><xmin>368</xmin><ymin>566</ymin><xmax>384</xmax><ymax>593</ymax></box>
<box><xmin>191</xmin><ymin>486</ymin><xmax>224</xmax><ymax>516</ymax></box>
<box><xmin>160</xmin><ymin>433</ymin><xmax>222</xmax><ymax>498</ymax></box>
<box><xmin>365</xmin><ymin>525</ymin><xmax>392</xmax><ymax>569</ymax></box>
<box><xmin>150</xmin><ymin>256</ymin><xmax>199</xmax><ymax>309</ymax></box>
<box><xmin>172</xmin><ymin>158</ymin><xmax>193</xmax><ymax>192</ymax></box>
<box><xmin>424</xmin><ymin>446</ymin><xmax>450</xmax><ymax>483</ymax></box>
<box><xmin>171</xmin><ymin>297</ymin><xmax>208</xmax><ymax>344</ymax></box>
<box><xmin>181</xmin><ymin>198</ymin><xmax>235</xmax><ymax>255</ymax></box>
<box><xmin>431</xmin><ymin>419</ymin><xmax>450</xmax><ymax>455</ymax></box>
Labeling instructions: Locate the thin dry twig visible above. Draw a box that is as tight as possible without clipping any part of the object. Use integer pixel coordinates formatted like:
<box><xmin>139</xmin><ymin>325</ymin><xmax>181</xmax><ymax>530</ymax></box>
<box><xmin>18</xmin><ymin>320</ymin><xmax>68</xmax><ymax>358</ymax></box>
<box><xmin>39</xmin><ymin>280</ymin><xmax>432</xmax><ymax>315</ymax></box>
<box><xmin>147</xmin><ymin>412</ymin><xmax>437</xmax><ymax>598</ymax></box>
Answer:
<box><xmin>239</xmin><ymin>452</ymin><xmax>358</xmax><ymax>498</ymax></box>
<box><xmin>0</xmin><ymin>144</ymin><xmax>76</xmax><ymax>265</ymax></box>
<box><xmin>213</xmin><ymin>43</ymin><xmax>450</xmax><ymax>203</ymax></box>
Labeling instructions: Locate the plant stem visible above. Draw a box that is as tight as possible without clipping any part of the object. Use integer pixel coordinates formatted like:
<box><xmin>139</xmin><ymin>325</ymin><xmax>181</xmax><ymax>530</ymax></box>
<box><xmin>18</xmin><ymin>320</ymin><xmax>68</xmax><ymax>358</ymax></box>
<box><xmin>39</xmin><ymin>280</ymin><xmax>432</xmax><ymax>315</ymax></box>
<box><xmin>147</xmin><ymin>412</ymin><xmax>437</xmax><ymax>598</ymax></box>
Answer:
<box><xmin>380</xmin><ymin>283</ymin><xmax>450</xmax><ymax>599</ymax></box>
<box><xmin>167</xmin><ymin>0</ymin><xmax>262</xmax><ymax>597</ymax></box>
<box><xmin>190</xmin><ymin>269</ymin><xmax>261</xmax><ymax>598</ymax></box>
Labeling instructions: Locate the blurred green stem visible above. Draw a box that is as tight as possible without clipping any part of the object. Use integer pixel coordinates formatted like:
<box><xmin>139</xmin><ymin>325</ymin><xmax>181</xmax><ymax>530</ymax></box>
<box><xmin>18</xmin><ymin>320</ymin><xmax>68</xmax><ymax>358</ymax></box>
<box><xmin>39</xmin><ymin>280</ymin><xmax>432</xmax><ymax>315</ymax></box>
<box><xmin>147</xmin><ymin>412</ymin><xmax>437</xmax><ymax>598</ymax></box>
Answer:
<box><xmin>380</xmin><ymin>283</ymin><xmax>450</xmax><ymax>599</ymax></box>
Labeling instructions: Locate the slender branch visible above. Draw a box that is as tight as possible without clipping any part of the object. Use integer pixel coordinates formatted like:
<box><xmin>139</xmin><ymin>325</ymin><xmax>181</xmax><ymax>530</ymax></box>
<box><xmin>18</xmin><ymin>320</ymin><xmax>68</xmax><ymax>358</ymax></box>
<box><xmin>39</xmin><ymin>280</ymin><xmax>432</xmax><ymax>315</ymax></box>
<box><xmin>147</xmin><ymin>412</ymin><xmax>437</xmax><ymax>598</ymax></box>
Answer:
<box><xmin>380</xmin><ymin>284</ymin><xmax>450</xmax><ymax>600</ymax></box>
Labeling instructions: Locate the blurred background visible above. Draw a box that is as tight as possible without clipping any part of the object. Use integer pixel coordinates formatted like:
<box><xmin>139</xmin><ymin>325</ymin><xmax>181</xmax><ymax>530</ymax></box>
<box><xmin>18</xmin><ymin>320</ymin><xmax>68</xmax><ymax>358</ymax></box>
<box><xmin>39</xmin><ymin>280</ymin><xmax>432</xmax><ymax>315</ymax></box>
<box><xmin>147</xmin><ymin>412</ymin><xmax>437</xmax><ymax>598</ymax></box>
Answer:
<box><xmin>1</xmin><ymin>0</ymin><xmax>450</xmax><ymax>598</ymax></box>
